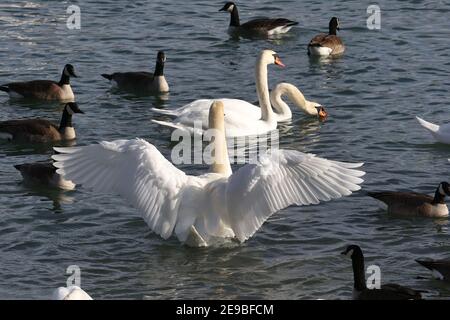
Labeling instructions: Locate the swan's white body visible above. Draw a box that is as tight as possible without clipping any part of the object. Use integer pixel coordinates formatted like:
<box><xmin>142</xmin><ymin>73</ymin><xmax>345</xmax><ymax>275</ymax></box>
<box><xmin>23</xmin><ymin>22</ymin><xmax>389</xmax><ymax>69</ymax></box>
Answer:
<box><xmin>416</xmin><ymin>116</ymin><xmax>450</xmax><ymax>144</ymax></box>
<box><xmin>152</xmin><ymin>50</ymin><xmax>323</xmax><ymax>137</ymax></box>
<box><xmin>52</xmin><ymin>286</ymin><xmax>92</xmax><ymax>300</ymax></box>
<box><xmin>53</xmin><ymin>102</ymin><xmax>364</xmax><ymax>247</ymax></box>
<box><xmin>152</xmin><ymin>83</ymin><xmax>322</xmax><ymax>137</ymax></box>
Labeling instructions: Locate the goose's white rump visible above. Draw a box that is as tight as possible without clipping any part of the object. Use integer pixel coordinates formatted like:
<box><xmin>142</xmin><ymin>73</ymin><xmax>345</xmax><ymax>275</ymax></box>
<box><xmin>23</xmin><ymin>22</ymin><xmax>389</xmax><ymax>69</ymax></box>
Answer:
<box><xmin>53</xmin><ymin>138</ymin><xmax>364</xmax><ymax>246</ymax></box>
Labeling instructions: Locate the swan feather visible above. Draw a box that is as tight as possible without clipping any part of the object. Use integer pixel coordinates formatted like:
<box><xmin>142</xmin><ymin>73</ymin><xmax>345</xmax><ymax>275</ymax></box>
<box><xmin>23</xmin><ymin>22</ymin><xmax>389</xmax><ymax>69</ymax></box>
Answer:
<box><xmin>53</xmin><ymin>138</ymin><xmax>364</xmax><ymax>246</ymax></box>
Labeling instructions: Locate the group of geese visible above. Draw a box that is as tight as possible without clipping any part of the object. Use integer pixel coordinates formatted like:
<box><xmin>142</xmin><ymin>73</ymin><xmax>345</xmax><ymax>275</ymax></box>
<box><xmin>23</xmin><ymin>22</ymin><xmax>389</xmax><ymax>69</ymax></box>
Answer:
<box><xmin>1</xmin><ymin>1</ymin><xmax>449</xmax><ymax>300</ymax></box>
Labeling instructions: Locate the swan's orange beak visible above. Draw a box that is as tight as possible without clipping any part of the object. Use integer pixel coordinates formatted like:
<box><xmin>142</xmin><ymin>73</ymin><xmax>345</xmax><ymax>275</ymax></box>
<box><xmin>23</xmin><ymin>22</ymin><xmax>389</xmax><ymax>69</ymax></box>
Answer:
<box><xmin>317</xmin><ymin>107</ymin><xmax>328</xmax><ymax>121</ymax></box>
<box><xmin>274</xmin><ymin>56</ymin><xmax>285</xmax><ymax>68</ymax></box>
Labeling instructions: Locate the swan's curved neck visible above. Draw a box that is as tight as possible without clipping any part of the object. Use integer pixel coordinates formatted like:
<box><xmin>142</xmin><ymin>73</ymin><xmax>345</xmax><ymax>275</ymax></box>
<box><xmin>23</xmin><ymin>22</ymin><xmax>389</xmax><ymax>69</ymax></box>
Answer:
<box><xmin>209</xmin><ymin>108</ymin><xmax>232</xmax><ymax>176</ymax></box>
<box><xmin>270</xmin><ymin>83</ymin><xmax>317</xmax><ymax>117</ymax></box>
<box><xmin>255</xmin><ymin>58</ymin><xmax>274</xmax><ymax>123</ymax></box>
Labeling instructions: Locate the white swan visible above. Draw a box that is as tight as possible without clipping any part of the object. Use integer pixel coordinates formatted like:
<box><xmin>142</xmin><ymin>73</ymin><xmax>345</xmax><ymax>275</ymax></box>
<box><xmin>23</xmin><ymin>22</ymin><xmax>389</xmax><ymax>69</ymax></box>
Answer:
<box><xmin>53</xmin><ymin>101</ymin><xmax>365</xmax><ymax>247</ymax></box>
<box><xmin>416</xmin><ymin>116</ymin><xmax>450</xmax><ymax>144</ymax></box>
<box><xmin>152</xmin><ymin>50</ymin><xmax>327</xmax><ymax>137</ymax></box>
<box><xmin>52</xmin><ymin>286</ymin><xmax>92</xmax><ymax>300</ymax></box>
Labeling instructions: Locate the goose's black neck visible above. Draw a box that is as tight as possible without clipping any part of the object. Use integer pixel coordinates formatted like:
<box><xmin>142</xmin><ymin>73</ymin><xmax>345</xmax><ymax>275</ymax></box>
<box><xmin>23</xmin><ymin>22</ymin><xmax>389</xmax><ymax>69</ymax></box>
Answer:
<box><xmin>58</xmin><ymin>71</ymin><xmax>71</xmax><ymax>86</ymax></box>
<box><xmin>329</xmin><ymin>22</ymin><xmax>338</xmax><ymax>36</ymax></box>
<box><xmin>352</xmin><ymin>252</ymin><xmax>367</xmax><ymax>291</ymax></box>
<box><xmin>229</xmin><ymin>6</ymin><xmax>240</xmax><ymax>27</ymax></box>
<box><xmin>154</xmin><ymin>60</ymin><xmax>165</xmax><ymax>77</ymax></box>
<box><xmin>59</xmin><ymin>108</ymin><xmax>73</xmax><ymax>130</ymax></box>
<box><xmin>432</xmin><ymin>185</ymin><xmax>446</xmax><ymax>205</ymax></box>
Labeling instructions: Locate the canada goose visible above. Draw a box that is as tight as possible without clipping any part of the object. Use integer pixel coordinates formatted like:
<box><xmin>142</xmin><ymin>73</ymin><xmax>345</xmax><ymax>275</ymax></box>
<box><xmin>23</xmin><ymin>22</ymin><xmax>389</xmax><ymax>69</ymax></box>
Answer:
<box><xmin>14</xmin><ymin>161</ymin><xmax>75</xmax><ymax>190</ymax></box>
<box><xmin>0</xmin><ymin>64</ymin><xmax>78</xmax><ymax>101</ymax></box>
<box><xmin>308</xmin><ymin>17</ymin><xmax>345</xmax><ymax>57</ymax></box>
<box><xmin>101</xmin><ymin>51</ymin><xmax>169</xmax><ymax>94</ymax></box>
<box><xmin>416</xmin><ymin>116</ymin><xmax>450</xmax><ymax>144</ymax></box>
<box><xmin>416</xmin><ymin>258</ymin><xmax>450</xmax><ymax>280</ymax></box>
<box><xmin>219</xmin><ymin>2</ymin><xmax>298</xmax><ymax>36</ymax></box>
<box><xmin>368</xmin><ymin>182</ymin><xmax>450</xmax><ymax>218</ymax></box>
<box><xmin>52</xmin><ymin>286</ymin><xmax>92</xmax><ymax>300</ymax></box>
<box><xmin>342</xmin><ymin>245</ymin><xmax>422</xmax><ymax>300</ymax></box>
<box><xmin>53</xmin><ymin>101</ymin><xmax>364</xmax><ymax>247</ymax></box>
<box><xmin>0</xmin><ymin>102</ymin><xmax>84</xmax><ymax>143</ymax></box>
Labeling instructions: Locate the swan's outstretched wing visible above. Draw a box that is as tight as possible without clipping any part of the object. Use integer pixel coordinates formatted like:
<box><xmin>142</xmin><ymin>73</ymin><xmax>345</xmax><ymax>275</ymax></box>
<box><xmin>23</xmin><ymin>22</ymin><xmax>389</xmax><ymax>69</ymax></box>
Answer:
<box><xmin>225</xmin><ymin>149</ymin><xmax>365</xmax><ymax>242</ymax></box>
<box><xmin>53</xmin><ymin>138</ymin><xmax>193</xmax><ymax>239</ymax></box>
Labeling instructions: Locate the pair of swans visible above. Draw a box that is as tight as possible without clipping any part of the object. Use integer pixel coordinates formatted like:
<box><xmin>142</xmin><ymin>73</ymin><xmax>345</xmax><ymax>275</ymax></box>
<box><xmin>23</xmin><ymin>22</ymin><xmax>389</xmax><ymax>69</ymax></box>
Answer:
<box><xmin>152</xmin><ymin>50</ymin><xmax>327</xmax><ymax>137</ymax></box>
<box><xmin>53</xmin><ymin>101</ymin><xmax>364</xmax><ymax>247</ymax></box>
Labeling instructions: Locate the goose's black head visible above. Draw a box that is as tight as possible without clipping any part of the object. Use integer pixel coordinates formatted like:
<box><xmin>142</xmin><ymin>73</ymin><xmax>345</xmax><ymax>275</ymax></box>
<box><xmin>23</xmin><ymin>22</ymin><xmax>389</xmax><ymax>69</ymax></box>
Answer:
<box><xmin>341</xmin><ymin>244</ymin><xmax>363</xmax><ymax>260</ymax></box>
<box><xmin>63</xmin><ymin>64</ymin><xmax>78</xmax><ymax>78</ymax></box>
<box><xmin>219</xmin><ymin>2</ymin><xmax>236</xmax><ymax>12</ymax></box>
<box><xmin>329</xmin><ymin>17</ymin><xmax>340</xmax><ymax>35</ymax></box>
<box><xmin>157</xmin><ymin>51</ymin><xmax>166</xmax><ymax>64</ymax></box>
<box><xmin>64</xmin><ymin>102</ymin><xmax>84</xmax><ymax>115</ymax></box>
<box><xmin>438</xmin><ymin>182</ymin><xmax>450</xmax><ymax>197</ymax></box>
<box><xmin>154</xmin><ymin>51</ymin><xmax>166</xmax><ymax>76</ymax></box>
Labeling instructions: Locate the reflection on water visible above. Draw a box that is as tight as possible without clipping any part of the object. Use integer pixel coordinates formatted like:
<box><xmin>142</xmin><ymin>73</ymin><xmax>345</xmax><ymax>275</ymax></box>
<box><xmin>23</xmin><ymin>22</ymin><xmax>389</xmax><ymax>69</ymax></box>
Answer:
<box><xmin>20</xmin><ymin>186</ymin><xmax>75</xmax><ymax>212</ymax></box>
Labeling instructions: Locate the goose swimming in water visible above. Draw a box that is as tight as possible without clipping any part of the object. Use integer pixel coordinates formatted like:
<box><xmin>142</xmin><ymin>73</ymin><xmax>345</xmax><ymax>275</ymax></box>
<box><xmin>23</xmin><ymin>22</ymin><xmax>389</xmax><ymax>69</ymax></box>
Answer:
<box><xmin>14</xmin><ymin>161</ymin><xmax>75</xmax><ymax>190</ymax></box>
<box><xmin>53</xmin><ymin>101</ymin><xmax>364</xmax><ymax>247</ymax></box>
<box><xmin>368</xmin><ymin>182</ymin><xmax>450</xmax><ymax>218</ymax></box>
<box><xmin>308</xmin><ymin>17</ymin><xmax>345</xmax><ymax>57</ymax></box>
<box><xmin>0</xmin><ymin>64</ymin><xmax>78</xmax><ymax>101</ymax></box>
<box><xmin>416</xmin><ymin>258</ymin><xmax>450</xmax><ymax>281</ymax></box>
<box><xmin>0</xmin><ymin>102</ymin><xmax>84</xmax><ymax>143</ymax></box>
<box><xmin>342</xmin><ymin>245</ymin><xmax>422</xmax><ymax>300</ymax></box>
<box><xmin>101</xmin><ymin>51</ymin><xmax>169</xmax><ymax>94</ymax></box>
<box><xmin>219</xmin><ymin>2</ymin><xmax>298</xmax><ymax>36</ymax></box>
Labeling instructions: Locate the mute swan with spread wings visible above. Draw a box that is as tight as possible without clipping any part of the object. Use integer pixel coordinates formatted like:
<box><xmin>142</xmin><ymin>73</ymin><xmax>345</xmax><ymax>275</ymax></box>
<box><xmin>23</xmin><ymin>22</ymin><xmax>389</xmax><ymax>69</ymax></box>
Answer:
<box><xmin>53</xmin><ymin>101</ymin><xmax>364</xmax><ymax>247</ymax></box>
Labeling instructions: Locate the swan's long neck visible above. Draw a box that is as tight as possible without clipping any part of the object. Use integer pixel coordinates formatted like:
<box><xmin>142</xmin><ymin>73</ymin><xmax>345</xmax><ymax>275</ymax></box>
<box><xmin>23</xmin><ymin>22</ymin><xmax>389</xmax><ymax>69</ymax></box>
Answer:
<box><xmin>255</xmin><ymin>58</ymin><xmax>274</xmax><ymax>123</ymax></box>
<box><xmin>209</xmin><ymin>104</ymin><xmax>232</xmax><ymax>176</ymax></box>
<box><xmin>270</xmin><ymin>84</ymin><xmax>293</xmax><ymax>119</ymax></box>
<box><xmin>271</xmin><ymin>83</ymin><xmax>317</xmax><ymax>117</ymax></box>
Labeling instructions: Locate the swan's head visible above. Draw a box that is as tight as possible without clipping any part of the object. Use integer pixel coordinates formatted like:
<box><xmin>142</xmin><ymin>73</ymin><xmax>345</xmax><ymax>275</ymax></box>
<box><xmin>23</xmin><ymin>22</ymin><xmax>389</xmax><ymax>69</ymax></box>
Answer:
<box><xmin>219</xmin><ymin>2</ymin><xmax>236</xmax><ymax>13</ymax></box>
<box><xmin>260</xmin><ymin>50</ymin><xmax>285</xmax><ymax>68</ymax></box>
<box><xmin>305</xmin><ymin>100</ymin><xmax>327</xmax><ymax>121</ymax></box>
<box><xmin>313</xmin><ymin>104</ymin><xmax>328</xmax><ymax>121</ymax></box>
<box><xmin>208</xmin><ymin>100</ymin><xmax>225</xmax><ymax>130</ymax></box>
